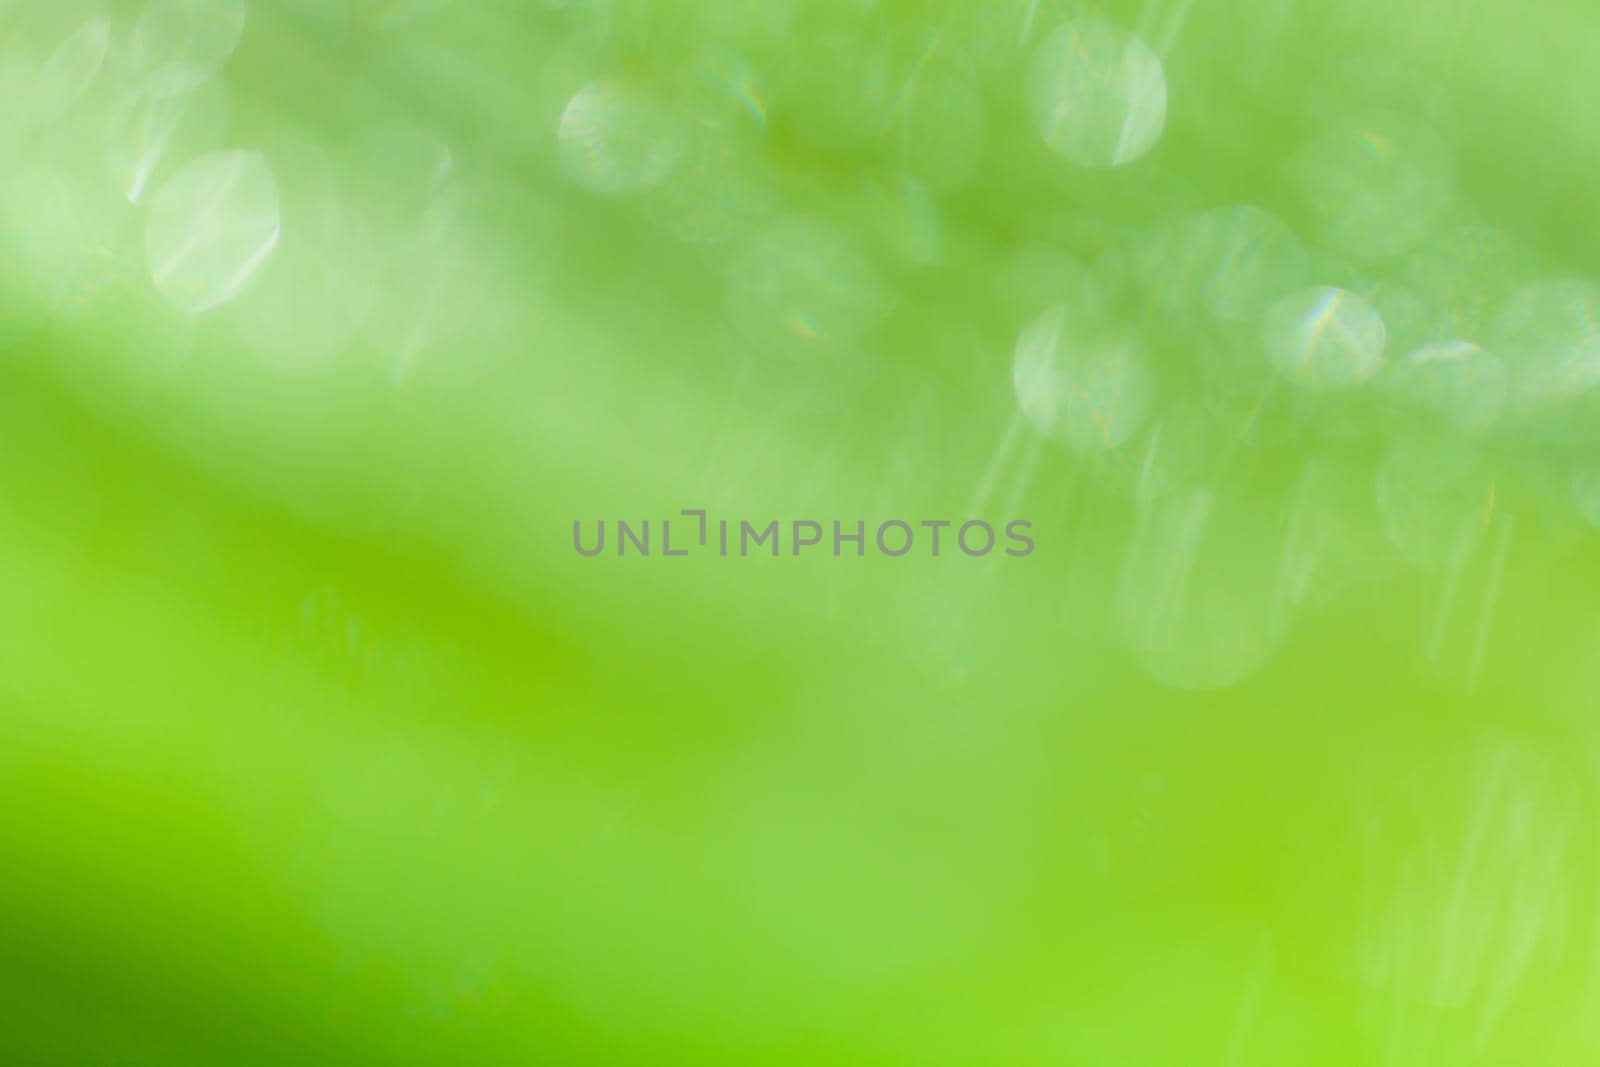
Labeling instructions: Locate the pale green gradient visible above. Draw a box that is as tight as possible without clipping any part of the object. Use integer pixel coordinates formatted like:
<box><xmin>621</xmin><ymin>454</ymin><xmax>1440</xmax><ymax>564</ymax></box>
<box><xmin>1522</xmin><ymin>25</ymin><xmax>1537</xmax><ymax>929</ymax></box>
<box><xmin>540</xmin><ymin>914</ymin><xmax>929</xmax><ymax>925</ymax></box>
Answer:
<box><xmin>4</xmin><ymin>2</ymin><xmax>1600</xmax><ymax>1065</ymax></box>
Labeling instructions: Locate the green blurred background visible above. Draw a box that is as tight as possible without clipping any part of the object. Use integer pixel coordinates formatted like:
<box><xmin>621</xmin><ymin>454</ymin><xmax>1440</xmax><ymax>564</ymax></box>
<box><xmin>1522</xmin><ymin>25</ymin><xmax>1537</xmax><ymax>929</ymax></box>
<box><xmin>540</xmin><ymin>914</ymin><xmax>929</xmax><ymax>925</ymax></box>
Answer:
<box><xmin>5</xmin><ymin>0</ymin><xmax>1600</xmax><ymax>1064</ymax></box>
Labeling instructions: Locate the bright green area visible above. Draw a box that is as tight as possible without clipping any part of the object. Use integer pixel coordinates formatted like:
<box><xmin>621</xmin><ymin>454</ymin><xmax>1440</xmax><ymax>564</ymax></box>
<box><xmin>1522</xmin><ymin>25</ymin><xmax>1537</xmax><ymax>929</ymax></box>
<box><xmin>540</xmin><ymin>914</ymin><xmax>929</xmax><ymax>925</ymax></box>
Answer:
<box><xmin>4</xmin><ymin>1</ymin><xmax>1600</xmax><ymax>1064</ymax></box>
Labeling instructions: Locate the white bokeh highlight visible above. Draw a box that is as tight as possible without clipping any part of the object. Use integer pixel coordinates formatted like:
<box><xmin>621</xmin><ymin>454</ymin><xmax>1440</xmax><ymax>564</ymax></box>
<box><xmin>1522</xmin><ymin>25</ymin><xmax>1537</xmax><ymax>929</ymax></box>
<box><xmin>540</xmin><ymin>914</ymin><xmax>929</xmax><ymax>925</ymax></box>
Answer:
<box><xmin>1264</xmin><ymin>286</ymin><xmax>1387</xmax><ymax>389</ymax></box>
<box><xmin>1027</xmin><ymin>18</ymin><xmax>1167</xmax><ymax>169</ymax></box>
<box><xmin>146</xmin><ymin>148</ymin><xmax>281</xmax><ymax>316</ymax></box>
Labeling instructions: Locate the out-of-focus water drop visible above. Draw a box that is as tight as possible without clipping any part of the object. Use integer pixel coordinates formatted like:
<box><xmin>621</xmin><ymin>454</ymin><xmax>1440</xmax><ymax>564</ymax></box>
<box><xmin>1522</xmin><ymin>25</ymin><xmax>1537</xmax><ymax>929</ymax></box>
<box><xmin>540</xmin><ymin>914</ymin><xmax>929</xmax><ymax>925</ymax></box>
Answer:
<box><xmin>1013</xmin><ymin>304</ymin><xmax>1156</xmax><ymax>454</ymax></box>
<box><xmin>558</xmin><ymin>80</ymin><xmax>685</xmax><ymax>196</ymax></box>
<box><xmin>1264</xmin><ymin>286</ymin><xmax>1386</xmax><ymax>389</ymax></box>
<box><xmin>132</xmin><ymin>0</ymin><xmax>248</xmax><ymax>99</ymax></box>
<box><xmin>1490</xmin><ymin>278</ymin><xmax>1600</xmax><ymax>411</ymax></box>
<box><xmin>146</xmin><ymin>148</ymin><xmax>280</xmax><ymax>316</ymax></box>
<box><xmin>30</xmin><ymin>15</ymin><xmax>110</xmax><ymax>127</ymax></box>
<box><xmin>1026</xmin><ymin>17</ymin><xmax>1166</xmax><ymax>169</ymax></box>
<box><xmin>106</xmin><ymin>78</ymin><xmax>232</xmax><ymax>203</ymax></box>
<box><xmin>1389</xmin><ymin>340</ymin><xmax>1508</xmax><ymax>434</ymax></box>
